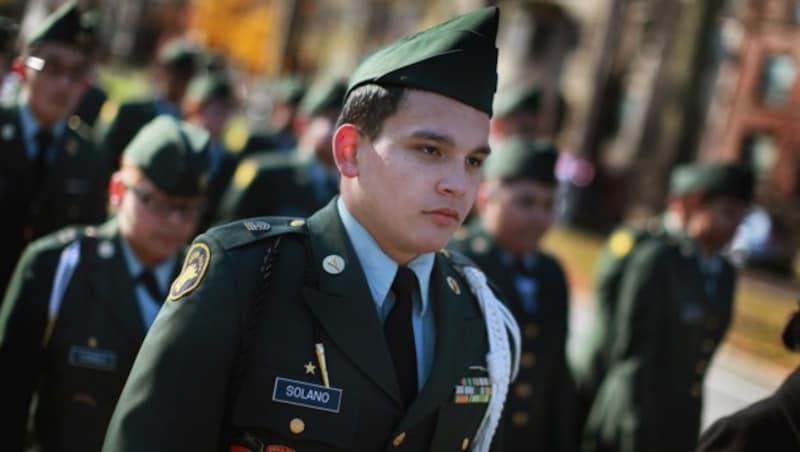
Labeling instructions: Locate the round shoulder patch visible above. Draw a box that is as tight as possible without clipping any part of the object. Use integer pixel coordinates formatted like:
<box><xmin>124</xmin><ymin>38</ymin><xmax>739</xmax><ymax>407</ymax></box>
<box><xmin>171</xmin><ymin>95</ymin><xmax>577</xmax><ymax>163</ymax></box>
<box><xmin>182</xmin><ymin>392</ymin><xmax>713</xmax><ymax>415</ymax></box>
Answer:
<box><xmin>608</xmin><ymin>230</ymin><xmax>635</xmax><ymax>257</ymax></box>
<box><xmin>168</xmin><ymin>243</ymin><xmax>211</xmax><ymax>301</ymax></box>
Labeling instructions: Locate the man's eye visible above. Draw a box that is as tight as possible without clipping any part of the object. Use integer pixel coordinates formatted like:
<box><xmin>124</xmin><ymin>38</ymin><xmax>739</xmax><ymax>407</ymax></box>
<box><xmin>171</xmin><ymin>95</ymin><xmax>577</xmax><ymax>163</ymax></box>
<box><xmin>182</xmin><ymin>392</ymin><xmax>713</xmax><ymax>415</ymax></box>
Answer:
<box><xmin>467</xmin><ymin>156</ymin><xmax>485</xmax><ymax>168</ymax></box>
<box><xmin>417</xmin><ymin>145</ymin><xmax>440</xmax><ymax>156</ymax></box>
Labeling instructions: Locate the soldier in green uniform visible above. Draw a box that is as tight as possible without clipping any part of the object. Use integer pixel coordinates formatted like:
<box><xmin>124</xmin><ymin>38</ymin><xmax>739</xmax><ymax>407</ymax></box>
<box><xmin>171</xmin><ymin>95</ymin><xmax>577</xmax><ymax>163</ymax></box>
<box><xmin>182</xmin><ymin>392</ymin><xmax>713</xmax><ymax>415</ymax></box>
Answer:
<box><xmin>581</xmin><ymin>162</ymin><xmax>754</xmax><ymax>452</ymax></box>
<box><xmin>103</xmin><ymin>7</ymin><xmax>522</xmax><ymax>452</ymax></box>
<box><xmin>216</xmin><ymin>78</ymin><xmax>346</xmax><ymax>223</ymax></box>
<box><xmin>243</xmin><ymin>74</ymin><xmax>308</xmax><ymax>155</ymax></box>
<box><xmin>101</xmin><ymin>38</ymin><xmax>203</xmax><ymax>170</ymax></box>
<box><xmin>0</xmin><ymin>115</ymin><xmax>209</xmax><ymax>452</ymax></box>
<box><xmin>572</xmin><ymin>218</ymin><xmax>662</xmax><ymax>431</ymax></box>
<box><xmin>0</xmin><ymin>1</ymin><xmax>108</xmax><ymax>298</ymax></box>
<box><xmin>449</xmin><ymin>138</ymin><xmax>577</xmax><ymax>452</ymax></box>
<box><xmin>181</xmin><ymin>71</ymin><xmax>240</xmax><ymax>231</ymax></box>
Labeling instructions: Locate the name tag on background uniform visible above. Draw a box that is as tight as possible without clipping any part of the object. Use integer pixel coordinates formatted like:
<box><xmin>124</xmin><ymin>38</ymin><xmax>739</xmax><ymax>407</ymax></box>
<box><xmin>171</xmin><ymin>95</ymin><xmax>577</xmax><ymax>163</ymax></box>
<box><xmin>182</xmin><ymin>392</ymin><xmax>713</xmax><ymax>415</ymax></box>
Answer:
<box><xmin>68</xmin><ymin>345</ymin><xmax>117</xmax><ymax>371</ymax></box>
<box><xmin>272</xmin><ymin>377</ymin><xmax>343</xmax><ymax>413</ymax></box>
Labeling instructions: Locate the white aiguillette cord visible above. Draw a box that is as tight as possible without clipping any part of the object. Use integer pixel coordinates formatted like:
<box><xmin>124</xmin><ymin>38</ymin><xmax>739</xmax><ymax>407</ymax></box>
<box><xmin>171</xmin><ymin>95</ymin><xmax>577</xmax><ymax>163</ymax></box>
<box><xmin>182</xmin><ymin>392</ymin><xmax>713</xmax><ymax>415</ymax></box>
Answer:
<box><xmin>462</xmin><ymin>266</ymin><xmax>521</xmax><ymax>452</ymax></box>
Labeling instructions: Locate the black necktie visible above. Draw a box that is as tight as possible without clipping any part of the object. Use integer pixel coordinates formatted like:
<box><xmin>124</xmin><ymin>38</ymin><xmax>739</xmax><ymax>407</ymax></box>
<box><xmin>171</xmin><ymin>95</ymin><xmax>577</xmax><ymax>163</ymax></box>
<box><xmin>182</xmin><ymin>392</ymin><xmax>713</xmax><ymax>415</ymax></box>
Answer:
<box><xmin>34</xmin><ymin>129</ymin><xmax>54</xmax><ymax>185</ymax></box>
<box><xmin>385</xmin><ymin>266</ymin><xmax>418</xmax><ymax>409</ymax></box>
<box><xmin>137</xmin><ymin>269</ymin><xmax>164</xmax><ymax>304</ymax></box>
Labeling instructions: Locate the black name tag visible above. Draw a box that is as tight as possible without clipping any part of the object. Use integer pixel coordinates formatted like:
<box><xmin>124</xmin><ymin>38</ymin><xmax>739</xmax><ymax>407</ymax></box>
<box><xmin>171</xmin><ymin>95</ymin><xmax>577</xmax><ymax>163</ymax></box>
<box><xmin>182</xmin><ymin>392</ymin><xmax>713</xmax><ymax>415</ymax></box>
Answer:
<box><xmin>272</xmin><ymin>377</ymin><xmax>342</xmax><ymax>413</ymax></box>
<box><xmin>68</xmin><ymin>345</ymin><xmax>117</xmax><ymax>372</ymax></box>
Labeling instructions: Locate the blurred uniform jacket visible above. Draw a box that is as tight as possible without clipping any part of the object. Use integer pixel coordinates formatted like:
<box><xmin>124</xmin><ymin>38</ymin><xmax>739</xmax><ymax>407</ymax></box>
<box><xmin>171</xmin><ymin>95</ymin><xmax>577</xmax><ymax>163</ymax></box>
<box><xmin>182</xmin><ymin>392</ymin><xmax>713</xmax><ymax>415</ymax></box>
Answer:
<box><xmin>572</xmin><ymin>223</ymin><xmax>659</xmax><ymax>426</ymax></box>
<box><xmin>0</xmin><ymin>105</ymin><xmax>108</xmax><ymax>299</ymax></box>
<box><xmin>696</xmin><ymin>366</ymin><xmax>800</xmax><ymax>452</ymax></box>
<box><xmin>582</xmin><ymin>232</ymin><xmax>737</xmax><ymax>452</ymax></box>
<box><xmin>449</xmin><ymin>220</ymin><xmax>577</xmax><ymax>452</ymax></box>
<box><xmin>0</xmin><ymin>219</ymin><xmax>182</xmax><ymax>452</ymax></box>
<box><xmin>103</xmin><ymin>200</ymin><xmax>503</xmax><ymax>452</ymax></box>
<box><xmin>215</xmin><ymin>153</ymin><xmax>339</xmax><ymax>225</ymax></box>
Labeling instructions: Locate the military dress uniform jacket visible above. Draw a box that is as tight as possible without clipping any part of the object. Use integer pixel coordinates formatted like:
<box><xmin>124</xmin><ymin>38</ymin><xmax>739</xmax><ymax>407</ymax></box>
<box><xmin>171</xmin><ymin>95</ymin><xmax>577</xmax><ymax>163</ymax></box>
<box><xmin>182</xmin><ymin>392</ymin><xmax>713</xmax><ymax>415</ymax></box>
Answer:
<box><xmin>0</xmin><ymin>105</ymin><xmax>109</xmax><ymax>297</ymax></box>
<box><xmin>0</xmin><ymin>219</ymin><xmax>180</xmax><ymax>452</ymax></box>
<box><xmin>572</xmin><ymin>224</ymin><xmax>658</xmax><ymax>428</ymax></box>
<box><xmin>449</xmin><ymin>222</ymin><xmax>577</xmax><ymax>452</ymax></box>
<box><xmin>215</xmin><ymin>153</ymin><xmax>338</xmax><ymax>224</ymax></box>
<box><xmin>696</xmin><ymin>366</ymin><xmax>800</xmax><ymax>452</ymax></box>
<box><xmin>582</xmin><ymin>234</ymin><xmax>737</xmax><ymax>452</ymax></box>
<box><xmin>104</xmin><ymin>200</ymin><xmax>502</xmax><ymax>452</ymax></box>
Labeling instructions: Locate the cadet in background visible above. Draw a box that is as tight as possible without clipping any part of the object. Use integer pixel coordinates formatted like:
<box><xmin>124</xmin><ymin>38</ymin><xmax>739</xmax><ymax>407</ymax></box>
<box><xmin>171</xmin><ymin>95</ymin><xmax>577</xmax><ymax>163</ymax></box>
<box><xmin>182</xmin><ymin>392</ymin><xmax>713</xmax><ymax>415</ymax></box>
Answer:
<box><xmin>449</xmin><ymin>138</ymin><xmax>577</xmax><ymax>452</ymax></box>
<box><xmin>0</xmin><ymin>115</ymin><xmax>209</xmax><ymax>452</ymax></box>
<box><xmin>0</xmin><ymin>1</ymin><xmax>108</xmax><ymax>299</ymax></box>
<box><xmin>581</xmin><ymin>163</ymin><xmax>754</xmax><ymax>452</ymax></box>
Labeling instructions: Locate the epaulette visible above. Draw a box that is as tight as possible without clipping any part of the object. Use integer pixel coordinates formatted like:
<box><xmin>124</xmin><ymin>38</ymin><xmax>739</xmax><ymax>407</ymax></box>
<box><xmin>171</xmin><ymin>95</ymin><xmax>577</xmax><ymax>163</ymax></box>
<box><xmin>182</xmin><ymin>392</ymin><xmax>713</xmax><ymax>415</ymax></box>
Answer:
<box><xmin>439</xmin><ymin>248</ymin><xmax>479</xmax><ymax>273</ymax></box>
<box><xmin>66</xmin><ymin>114</ymin><xmax>93</xmax><ymax>139</ymax></box>
<box><xmin>206</xmin><ymin>216</ymin><xmax>309</xmax><ymax>250</ymax></box>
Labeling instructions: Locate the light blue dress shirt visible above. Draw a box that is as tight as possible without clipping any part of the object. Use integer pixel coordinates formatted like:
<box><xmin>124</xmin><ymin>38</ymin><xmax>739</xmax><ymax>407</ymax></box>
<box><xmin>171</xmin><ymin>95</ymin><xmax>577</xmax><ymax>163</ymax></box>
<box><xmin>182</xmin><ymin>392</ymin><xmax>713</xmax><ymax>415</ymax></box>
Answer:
<box><xmin>19</xmin><ymin>104</ymin><xmax>65</xmax><ymax>161</ymax></box>
<box><xmin>120</xmin><ymin>238</ymin><xmax>177</xmax><ymax>329</ymax></box>
<box><xmin>337</xmin><ymin>197</ymin><xmax>436</xmax><ymax>389</ymax></box>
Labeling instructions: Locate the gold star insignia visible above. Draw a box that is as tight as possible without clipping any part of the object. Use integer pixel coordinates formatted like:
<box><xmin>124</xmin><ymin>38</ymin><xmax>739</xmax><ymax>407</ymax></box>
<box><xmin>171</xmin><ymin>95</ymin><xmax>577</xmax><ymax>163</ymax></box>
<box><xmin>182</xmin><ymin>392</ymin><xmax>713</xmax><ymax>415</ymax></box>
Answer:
<box><xmin>304</xmin><ymin>361</ymin><xmax>317</xmax><ymax>375</ymax></box>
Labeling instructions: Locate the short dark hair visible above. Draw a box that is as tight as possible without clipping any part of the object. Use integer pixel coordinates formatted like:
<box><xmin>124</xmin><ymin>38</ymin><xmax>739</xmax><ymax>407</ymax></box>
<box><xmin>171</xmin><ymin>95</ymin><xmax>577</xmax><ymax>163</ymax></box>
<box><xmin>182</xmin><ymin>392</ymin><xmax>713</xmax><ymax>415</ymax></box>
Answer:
<box><xmin>336</xmin><ymin>83</ymin><xmax>405</xmax><ymax>139</ymax></box>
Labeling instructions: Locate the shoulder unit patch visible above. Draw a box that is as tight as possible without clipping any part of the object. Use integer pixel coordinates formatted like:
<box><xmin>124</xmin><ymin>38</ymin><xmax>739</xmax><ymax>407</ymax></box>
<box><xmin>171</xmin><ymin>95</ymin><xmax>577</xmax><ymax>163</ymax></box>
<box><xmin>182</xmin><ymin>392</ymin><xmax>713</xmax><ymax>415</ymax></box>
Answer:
<box><xmin>168</xmin><ymin>243</ymin><xmax>211</xmax><ymax>301</ymax></box>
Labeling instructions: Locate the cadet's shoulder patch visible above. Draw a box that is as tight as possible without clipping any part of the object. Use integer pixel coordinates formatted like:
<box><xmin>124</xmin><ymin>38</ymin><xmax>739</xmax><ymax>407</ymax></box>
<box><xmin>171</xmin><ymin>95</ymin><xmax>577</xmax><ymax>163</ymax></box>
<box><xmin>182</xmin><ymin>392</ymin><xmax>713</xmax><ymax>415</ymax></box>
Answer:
<box><xmin>168</xmin><ymin>243</ymin><xmax>211</xmax><ymax>301</ymax></box>
<box><xmin>207</xmin><ymin>217</ymin><xmax>308</xmax><ymax>250</ymax></box>
<box><xmin>608</xmin><ymin>229</ymin><xmax>635</xmax><ymax>257</ymax></box>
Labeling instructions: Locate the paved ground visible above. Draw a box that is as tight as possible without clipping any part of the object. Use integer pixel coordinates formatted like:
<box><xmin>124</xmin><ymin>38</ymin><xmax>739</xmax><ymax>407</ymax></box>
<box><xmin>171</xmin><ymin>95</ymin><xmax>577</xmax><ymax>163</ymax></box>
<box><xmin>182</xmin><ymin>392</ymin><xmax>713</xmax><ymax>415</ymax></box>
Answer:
<box><xmin>567</xmin><ymin>289</ymin><xmax>793</xmax><ymax>430</ymax></box>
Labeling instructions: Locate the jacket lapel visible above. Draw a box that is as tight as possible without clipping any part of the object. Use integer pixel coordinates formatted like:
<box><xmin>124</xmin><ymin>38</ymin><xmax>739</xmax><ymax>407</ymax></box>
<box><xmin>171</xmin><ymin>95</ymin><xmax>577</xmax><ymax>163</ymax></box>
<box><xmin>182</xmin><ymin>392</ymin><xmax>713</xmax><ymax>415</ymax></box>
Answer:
<box><xmin>85</xmin><ymin>220</ymin><xmax>147</xmax><ymax>343</ymax></box>
<box><xmin>397</xmin><ymin>252</ymin><xmax>483</xmax><ymax>431</ymax></box>
<box><xmin>302</xmin><ymin>200</ymin><xmax>402</xmax><ymax>405</ymax></box>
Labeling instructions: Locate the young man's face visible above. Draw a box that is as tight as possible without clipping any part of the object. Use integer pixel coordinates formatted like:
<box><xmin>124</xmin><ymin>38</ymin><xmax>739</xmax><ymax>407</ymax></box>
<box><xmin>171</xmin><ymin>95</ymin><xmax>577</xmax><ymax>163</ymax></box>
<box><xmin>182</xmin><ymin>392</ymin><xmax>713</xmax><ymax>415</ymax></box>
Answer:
<box><xmin>686</xmin><ymin>195</ymin><xmax>750</xmax><ymax>255</ymax></box>
<box><xmin>478</xmin><ymin>178</ymin><xmax>555</xmax><ymax>256</ymax></box>
<box><xmin>24</xmin><ymin>42</ymin><xmax>90</xmax><ymax>127</ymax></box>
<box><xmin>348</xmin><ymin>89</ymin><xmax>491</xmax><ymax>263</ymax></box>
<box><xmin>117</xmin><ymin>172</ymin><xmax>204</xmax><ymax>266</ymax></box>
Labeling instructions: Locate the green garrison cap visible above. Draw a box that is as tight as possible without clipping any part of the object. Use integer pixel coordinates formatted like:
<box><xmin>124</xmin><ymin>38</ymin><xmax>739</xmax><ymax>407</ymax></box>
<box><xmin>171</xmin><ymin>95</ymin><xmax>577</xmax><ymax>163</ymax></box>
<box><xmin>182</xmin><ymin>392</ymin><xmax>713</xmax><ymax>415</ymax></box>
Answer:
<box><xmin>186</xmin><ymin>72</ymin><xmax>234</xmax><ymax>105</ymax></box>
<box><xmin>347</xmin><ymin>6</ymin><xmax>499</xmax><ymax>116</ymax></box>
<box><xmin>483</xmin><ymin>138</ymin><xmax>559</xmax><ymax>186</ymax></box>
<box><xmin>272</xmin><ymin>74</ymin><xmax>307</xmax><ymax>104</ymax></box>
<box><xmin>157</xmin><ymin>38</ymin><xmax>202</xmax><ymax>73</ymax></box>
<box><xmin>494</xmin><ymin>84</ymin><xmax>544</xmax><ymax>117</ymax></box>
<box><xmin>123</xmin><ymin>115</ymin><xmax>210</xmax><ymax>197</ymax></box>
<box><xmin>669</xmin><ymin>162</ymin><xmax>755</xmax><ymax>202</ymax></box>
<box><xmin>27</xmin><ymin>1</ymin><xmax>95</xmax><ymax>50</ymax></box>
<box><xmin>300</xmin><ymin>78</ymin><xmax>347</xmax><ymax>117</ymax></box>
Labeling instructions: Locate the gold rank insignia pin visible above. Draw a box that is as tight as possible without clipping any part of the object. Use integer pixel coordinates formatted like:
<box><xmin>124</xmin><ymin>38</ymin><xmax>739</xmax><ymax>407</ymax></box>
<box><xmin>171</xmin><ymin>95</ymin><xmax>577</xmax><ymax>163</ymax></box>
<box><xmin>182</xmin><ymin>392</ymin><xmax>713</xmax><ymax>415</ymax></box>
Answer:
<box><xmin>168</xmin><ymin>243</ymin><xmax>211</xmax><ymax>301</ymax></box>
<box><xmin>447</xmin><ymin>276</ymin><xmax>461</xmax><ymax>295</ymax></box>
<box><xmin>304</xmin><ymin>361</ymin><xmax>316</xmax><ymax>375</ymax></box>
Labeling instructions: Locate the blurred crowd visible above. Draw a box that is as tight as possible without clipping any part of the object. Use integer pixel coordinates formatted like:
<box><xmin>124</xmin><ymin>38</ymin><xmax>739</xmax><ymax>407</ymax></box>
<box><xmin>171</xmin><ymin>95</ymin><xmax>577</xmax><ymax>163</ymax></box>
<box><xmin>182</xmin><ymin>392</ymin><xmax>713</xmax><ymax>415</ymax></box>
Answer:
<box><xmin>0</xmin><ymin>2</ymin><xmax>796</xmax><ymax>452</ymax></box>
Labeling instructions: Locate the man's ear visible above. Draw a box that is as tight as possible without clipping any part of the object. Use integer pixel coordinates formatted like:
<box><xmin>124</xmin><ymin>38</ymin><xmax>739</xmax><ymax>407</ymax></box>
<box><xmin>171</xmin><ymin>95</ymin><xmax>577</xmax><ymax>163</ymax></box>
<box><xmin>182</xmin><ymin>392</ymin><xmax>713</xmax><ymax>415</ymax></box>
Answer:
<box><xmin>108</xmin><ymin>172</ymin><xmax>126</xmax><ymax>208</ymax></box>
<box><xmin>12</xmin><ymin>56</ymin><xmax>26</xmax><ymax>81</ymax></box>
<box><xmin>332</xmin><ymin>124</ymin><xmax>361</xmax><ymax>178</ymax></box>
<box><xmin>475</xmin><ymin>180</ymin><xmax>490</xmax><ymax>213</ymax></box>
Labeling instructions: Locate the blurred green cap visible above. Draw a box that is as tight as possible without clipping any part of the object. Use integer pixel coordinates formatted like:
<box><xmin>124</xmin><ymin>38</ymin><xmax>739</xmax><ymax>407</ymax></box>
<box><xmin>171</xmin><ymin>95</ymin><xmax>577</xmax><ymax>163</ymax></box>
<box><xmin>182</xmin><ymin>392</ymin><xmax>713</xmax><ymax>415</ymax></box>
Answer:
<box><xmin>347</xmin><ymin>7</ymin><xmax>499</xmax><ymax>116</ymax></box>
<box><xmin>669</xmin><ymin>162</ymin><xmax>755</xmax><ymax>202</ymax></box>
<box><xmin>299</xmin><ymin>78</ymin><xmax>347</xmax><ymax>117</ymax></box>
<box><xmin>157</xmin><ymin>38</ymin><xmax>202</xmax><ymax>74</ymax></box>
<box><xmin>483</xmin><ymin>138</ymin><xmax>559</xmax><ymax>186</ymax></box>
<box><xmin>186</xmin><ymin>72</ymin><xmax>234</xmax><ymax>105</ymax></box>
<box><xmin>123</xmin><ymin>115</ymin><xmax>210</xmax><ymax>197</ymax></box>
<box><xmin>27</xmin><ymin>1</ymin><xmax>96</xmax><ymax>51</ymax></box>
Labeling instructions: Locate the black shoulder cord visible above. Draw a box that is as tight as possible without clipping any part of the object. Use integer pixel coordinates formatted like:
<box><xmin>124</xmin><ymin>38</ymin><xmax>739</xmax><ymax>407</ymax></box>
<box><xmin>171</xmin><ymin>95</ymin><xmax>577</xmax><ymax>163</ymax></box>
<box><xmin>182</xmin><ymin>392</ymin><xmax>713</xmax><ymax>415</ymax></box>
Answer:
<box><xmin>222</xmin><ymin>236</ymin><xmax>282</xmax><ymax>452</ymax></box>
<box><xmin>222</xmin><ymin>234</ymin><xmax>325</xmax><ymax>451</ymax></box>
